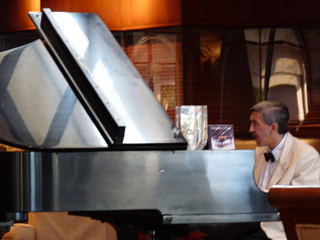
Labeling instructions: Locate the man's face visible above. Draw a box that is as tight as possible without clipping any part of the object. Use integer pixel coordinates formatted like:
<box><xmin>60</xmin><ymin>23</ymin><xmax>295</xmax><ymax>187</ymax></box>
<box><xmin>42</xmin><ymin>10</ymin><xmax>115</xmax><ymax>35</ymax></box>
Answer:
<box><xmin>249</xmin><ymin>111</ymin><xmax>272</xmax><ymax>147</ymax></box>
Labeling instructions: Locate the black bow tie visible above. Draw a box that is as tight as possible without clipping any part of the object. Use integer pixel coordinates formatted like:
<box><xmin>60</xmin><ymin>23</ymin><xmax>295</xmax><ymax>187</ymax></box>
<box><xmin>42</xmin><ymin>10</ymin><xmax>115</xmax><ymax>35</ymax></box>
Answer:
<box><xmin>264</xmin><ymin>151</ymin><xmax>275</xmax><ymax>162</ymax></box>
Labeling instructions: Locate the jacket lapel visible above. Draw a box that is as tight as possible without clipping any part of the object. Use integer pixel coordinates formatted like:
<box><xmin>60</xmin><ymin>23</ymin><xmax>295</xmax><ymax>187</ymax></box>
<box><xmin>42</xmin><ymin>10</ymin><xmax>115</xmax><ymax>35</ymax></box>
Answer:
<box><xmin>267</xmin><ymin>133</ymin><xmax>293</xmax><ymax>189</ymax></box>
<box><xmin>254</xmin><ymin>146</ymin><xmax>268</xmax><ymax>184</ymax></box>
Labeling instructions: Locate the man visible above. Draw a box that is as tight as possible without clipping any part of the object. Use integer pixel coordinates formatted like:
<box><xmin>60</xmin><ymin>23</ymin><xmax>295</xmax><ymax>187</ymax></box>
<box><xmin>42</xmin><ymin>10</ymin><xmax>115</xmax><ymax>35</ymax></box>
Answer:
<box><xmin>248</xmin><ymin>101</ymin><xmax>320</xmax><ymax>240</ymax></box>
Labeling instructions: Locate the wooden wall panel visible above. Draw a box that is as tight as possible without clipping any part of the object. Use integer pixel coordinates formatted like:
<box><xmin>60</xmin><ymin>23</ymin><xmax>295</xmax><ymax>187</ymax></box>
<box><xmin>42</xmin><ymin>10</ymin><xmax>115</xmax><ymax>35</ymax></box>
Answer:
<box><xmin>41</xmin><ymin>0</ymin><xmax>182</xmax><ymax>31</ymax></box>
<box><xmin>182</xmin><ymin>0</ymin><xmax>320</xmax><ymax>27</ymax></box>
<box><xmin>3</xmin><ymin>1</ymin><xmax>320</xmax><ymax>33</ymax></box>
<box><xmin>0</xmin><ymin>0</ymin><xmax>40</xmax><ymax>33</ymax></box>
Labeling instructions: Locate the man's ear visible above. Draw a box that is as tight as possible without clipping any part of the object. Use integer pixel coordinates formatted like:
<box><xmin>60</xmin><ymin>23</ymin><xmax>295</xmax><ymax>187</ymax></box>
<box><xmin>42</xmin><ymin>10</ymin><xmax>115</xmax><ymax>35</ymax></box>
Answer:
<box><xmin>270</xmin><ymin>122</ymin><xmax>279</xmax><ymax>133</ymax></box>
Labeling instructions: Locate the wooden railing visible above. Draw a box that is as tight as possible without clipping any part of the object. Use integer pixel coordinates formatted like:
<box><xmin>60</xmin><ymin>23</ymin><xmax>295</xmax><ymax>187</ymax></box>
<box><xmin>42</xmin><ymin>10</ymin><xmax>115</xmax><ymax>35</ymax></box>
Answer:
<box><xmin>269</xmin><ymin>186</ymin><xmax>320</xmax><ymax>240</ymax></box>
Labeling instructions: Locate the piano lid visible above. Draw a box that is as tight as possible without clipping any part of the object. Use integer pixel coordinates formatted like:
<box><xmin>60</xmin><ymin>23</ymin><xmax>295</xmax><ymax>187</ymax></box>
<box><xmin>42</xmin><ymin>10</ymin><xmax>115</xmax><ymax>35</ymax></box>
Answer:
<box><xmin>0</xmin><ymin>9</ymin><xmax>187</xmax><ymax>151</ymax></box>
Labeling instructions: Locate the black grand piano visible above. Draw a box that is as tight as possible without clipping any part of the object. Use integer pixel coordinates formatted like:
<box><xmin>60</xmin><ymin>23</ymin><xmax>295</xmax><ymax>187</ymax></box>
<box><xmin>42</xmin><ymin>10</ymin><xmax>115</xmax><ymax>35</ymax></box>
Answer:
<box><xmin>0</xmin><ymin>9</ymin><xmax>278</xmax><ymax>239</ymax></box>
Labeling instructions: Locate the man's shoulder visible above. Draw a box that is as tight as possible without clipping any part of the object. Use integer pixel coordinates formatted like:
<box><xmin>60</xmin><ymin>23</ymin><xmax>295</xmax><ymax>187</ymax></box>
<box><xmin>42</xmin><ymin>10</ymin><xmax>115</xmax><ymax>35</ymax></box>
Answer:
<box><xmin>286</xmin><ymin>132</ymin><xmax>319</xmax><ymax>155</ymax></box>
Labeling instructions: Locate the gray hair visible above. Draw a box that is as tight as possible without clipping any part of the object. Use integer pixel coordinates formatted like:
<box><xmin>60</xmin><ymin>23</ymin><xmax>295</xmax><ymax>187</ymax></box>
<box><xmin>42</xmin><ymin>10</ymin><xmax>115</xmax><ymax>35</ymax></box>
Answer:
<box><xmin>250</xmin><ymin>101</ymin><xmax>289</xmax><ymax>134</ymax></box>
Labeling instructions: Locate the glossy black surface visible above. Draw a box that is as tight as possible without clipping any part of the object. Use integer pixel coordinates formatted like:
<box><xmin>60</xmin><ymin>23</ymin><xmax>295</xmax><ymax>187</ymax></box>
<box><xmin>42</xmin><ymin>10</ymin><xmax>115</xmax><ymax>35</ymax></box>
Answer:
<box><xmin>0</xmin><ymin>9</ymin><xmax>186</xmax><ymax>150</ymax></box>
<box><xmin>1</xmin><ymin>150</ymin><xmax>278</xmax><ymax>224</ymax></box>
<box><xmin>0</xmin><ymin>40</ymin><xmax>106</xmax><ymax>149</ymax></box>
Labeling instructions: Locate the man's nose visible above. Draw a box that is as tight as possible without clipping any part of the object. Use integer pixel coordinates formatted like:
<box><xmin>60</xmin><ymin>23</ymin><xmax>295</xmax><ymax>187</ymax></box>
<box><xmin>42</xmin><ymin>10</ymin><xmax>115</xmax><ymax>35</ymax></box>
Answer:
<box><xmin>249</xmin><ymin>124</ymin><xmax>254</xmax><ymax>133</ymax></box>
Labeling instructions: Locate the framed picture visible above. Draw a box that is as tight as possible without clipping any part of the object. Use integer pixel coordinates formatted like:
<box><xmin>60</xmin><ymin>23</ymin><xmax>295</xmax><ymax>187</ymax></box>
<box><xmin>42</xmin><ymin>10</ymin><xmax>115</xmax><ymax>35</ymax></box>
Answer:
<box><xmin>208</xmin><ymin>124</ymin><xmax>235</xmax><ymax>150</ymax></box>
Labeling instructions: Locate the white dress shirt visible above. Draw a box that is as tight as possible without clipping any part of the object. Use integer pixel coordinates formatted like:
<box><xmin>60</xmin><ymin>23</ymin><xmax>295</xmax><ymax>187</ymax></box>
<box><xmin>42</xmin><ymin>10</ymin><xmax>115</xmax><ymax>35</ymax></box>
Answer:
<box><xmin>258</xmin><ymin>133</ymin><xmax>288</xmax><ymax>192</ymax></box>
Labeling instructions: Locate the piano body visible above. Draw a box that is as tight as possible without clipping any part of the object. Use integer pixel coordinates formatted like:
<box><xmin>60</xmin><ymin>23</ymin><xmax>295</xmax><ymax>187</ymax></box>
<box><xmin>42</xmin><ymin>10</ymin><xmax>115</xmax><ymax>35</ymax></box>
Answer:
<box><xmin>0</xmin><ymin>9</ymin><xmax>278</xmax><ymax>239</ymax></box>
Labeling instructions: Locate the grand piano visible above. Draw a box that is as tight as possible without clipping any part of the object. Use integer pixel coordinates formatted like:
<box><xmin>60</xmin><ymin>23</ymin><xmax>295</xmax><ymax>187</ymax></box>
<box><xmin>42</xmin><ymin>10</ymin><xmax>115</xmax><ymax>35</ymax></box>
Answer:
<box><xmin>0</xmin><ymin>9</ymin><xmax>279</xmax><ymax>239</ymax></box>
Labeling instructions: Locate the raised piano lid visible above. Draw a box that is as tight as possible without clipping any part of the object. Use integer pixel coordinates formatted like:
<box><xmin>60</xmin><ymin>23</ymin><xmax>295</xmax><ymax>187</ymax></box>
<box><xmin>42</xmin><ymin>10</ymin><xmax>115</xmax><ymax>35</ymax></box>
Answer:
<box><xmin>0</xmin><ymin>9</ymin><xmax>187</xmax><ymax>151</ymax></box>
